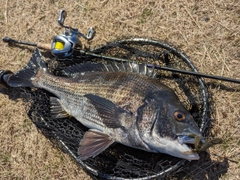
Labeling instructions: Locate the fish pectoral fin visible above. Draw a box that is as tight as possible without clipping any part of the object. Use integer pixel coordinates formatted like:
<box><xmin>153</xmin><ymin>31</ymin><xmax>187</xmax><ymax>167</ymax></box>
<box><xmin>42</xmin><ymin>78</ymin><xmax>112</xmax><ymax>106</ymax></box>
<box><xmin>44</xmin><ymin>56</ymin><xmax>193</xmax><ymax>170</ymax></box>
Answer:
<box><xmin>50</xmin><ymin>97</ymin><xmax>70</xmax><ymax>118</ymax></box>
<box><xmin>84</xmin><ymin>94</ymin><xmax>132</xmax><ymax>128</ymax></box>
<box><xmin>78</xmin><ymin>129</ymin><xmax>115</xmax><ymax>160</ymax></box>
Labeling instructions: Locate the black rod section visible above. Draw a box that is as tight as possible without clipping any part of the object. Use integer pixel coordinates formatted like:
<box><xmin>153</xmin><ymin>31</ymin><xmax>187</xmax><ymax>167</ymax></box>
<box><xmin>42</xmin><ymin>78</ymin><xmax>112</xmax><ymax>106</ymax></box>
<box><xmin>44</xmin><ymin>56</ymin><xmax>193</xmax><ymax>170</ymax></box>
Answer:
<box><xmin>81</xmin><ymin>50</ymin><xmax>240</xmax><ymax>84</ymax></box>
<box><xmin>148</xmin><ymin>64</ymin><xmax>240</xmax><ymax>84</ymax></box>
<box><xmin>2</xmin><ymin>37</ymin><xmax>37</xmax><ymax>47</ymax></box>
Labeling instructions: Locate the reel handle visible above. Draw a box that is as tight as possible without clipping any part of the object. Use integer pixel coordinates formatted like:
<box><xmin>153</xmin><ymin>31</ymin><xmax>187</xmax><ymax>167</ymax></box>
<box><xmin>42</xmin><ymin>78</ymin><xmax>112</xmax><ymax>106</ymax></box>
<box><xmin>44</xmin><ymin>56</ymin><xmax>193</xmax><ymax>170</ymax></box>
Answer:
<box><xmin>58</xmin><ymin>10</ymin><xmax>67</xmax><ymax>27</ymax></box>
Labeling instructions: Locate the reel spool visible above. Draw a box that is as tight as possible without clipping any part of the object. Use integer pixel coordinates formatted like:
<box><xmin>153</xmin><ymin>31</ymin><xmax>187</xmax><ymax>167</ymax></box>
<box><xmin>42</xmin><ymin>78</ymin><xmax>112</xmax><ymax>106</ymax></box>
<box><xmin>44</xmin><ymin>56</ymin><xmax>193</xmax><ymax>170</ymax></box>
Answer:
<box><xmin>23</xmin><ymin>38</ymin><xmax>212</xmax><ymax>179</ymax></box>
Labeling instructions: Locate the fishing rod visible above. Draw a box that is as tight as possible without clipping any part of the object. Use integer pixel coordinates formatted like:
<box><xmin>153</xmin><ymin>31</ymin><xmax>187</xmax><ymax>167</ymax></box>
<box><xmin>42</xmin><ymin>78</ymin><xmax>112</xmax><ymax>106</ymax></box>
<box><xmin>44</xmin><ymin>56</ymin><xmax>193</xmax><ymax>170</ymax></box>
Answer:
<box><xmin>79</xmin><ymin>50</ymin><xmax>240</xmax><ymax>84</ymax></box>
<box><xmin>2</xmin><ymin>37</ymin><xmax>52</xmax><ymax>50</ymax></box>
<box><xmin>2</xmin><ymin>10</ymin><xmax>240</xmax><ymax>84</ymax></box>
<box><xmin>3</xmin><ymin>36</ymin><xmax>240</xmax><ymax>84</ymax></box>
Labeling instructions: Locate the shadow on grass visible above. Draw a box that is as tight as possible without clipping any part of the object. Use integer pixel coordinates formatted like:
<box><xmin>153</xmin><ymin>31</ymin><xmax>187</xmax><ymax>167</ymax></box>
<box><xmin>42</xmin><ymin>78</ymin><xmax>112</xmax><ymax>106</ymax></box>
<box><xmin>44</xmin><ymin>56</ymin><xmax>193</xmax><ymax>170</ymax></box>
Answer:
<box><xmin>170</xmin><ymin>152</ymin><xmax>229</xmax><ymax>180</ymax></box>
<box><xmin>206</xmin><ymin>82</ymin><xmax>240</xmax><ymax>92</ymax></box>
<box><xmin>0</xmin><ymin>87</ymin><xmax>22</xmax><ymax>100</ymax></box>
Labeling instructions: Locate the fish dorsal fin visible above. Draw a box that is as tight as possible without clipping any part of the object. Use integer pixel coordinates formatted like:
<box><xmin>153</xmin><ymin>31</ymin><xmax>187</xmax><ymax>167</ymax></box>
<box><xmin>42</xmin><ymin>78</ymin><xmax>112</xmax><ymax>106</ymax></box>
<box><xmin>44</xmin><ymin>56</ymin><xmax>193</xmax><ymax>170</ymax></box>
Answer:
<box><xmin>109</xmin><ymin>61</ymin><xmax>147</xmax><ymax>74</ymax></box>
<box><xmin>145</xmin><ymin>64</ymin><xmax>158</xmax><ymax>78</ymax></box>
<box><xmin>61</xmin><ymin>60</ymin><xmax>157</xmax><ymax>78</ymax></box>
<box><xmin>84</xmin><ymin>94</ymin><xmax>132</xmax><ymax>129</ymax></box>
<box><xmin>62</xmin><ymin>62</ymin><xmax>107</xmax><ymax>77</ymax></box>
<box><xmin>110</xmin><ymin>61</ymin><xmax>157</xmax><ymax>78</ymax></box>
<box><xmin>78</xmin><ymin>129</ymin><xmax>115</xmax><ymax>160</ymax></box>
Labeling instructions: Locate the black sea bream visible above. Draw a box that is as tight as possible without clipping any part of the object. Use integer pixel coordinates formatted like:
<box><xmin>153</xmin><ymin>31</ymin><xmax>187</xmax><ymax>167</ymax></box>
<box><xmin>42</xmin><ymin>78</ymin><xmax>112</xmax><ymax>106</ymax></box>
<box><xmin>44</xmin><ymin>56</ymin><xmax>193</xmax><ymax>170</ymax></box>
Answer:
<box><xmin>7</xmin><ymin>48</ymin><xmax>204</xmax><ymax>161</ymax></box>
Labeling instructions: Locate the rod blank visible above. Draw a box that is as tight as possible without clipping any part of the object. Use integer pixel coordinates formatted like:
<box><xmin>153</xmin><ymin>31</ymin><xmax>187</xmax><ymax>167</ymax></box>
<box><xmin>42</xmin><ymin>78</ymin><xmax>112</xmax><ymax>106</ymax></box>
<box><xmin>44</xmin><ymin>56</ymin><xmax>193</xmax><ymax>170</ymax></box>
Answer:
<box><xmin>81</xmin><ymin>50</ymin><xmax>240</xmax><ymax>84</ymax></box>
<box><xmin>3</xmin><ymin>37</ymin><xmax>240</xmax><ymax>84</ymax></box>
<box><xmin>148</xmin><ymin>64</ymin><xmax>240</xmax><ymax>84</ymax></box>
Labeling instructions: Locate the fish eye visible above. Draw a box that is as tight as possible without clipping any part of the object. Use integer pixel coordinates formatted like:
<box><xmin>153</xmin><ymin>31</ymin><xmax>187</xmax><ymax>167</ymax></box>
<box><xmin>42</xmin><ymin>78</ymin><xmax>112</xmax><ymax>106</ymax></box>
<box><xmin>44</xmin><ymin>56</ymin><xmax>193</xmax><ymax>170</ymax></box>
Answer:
<box><xmin>174</xmin><ymin>111</ymin><xmax>186</xmax><ymax>121</ymax></box>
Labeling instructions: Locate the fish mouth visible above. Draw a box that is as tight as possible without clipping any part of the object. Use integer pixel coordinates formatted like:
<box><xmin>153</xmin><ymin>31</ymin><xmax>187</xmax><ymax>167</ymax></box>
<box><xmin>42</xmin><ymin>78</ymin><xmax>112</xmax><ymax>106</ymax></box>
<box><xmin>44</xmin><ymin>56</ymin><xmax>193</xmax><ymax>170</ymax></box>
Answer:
<box><xmin>177</xmin><ymin>135</ymin><xmax>205</xmax><ymax>159</ymax></box>
<box><xmin>178</xmin><ymin>135</ymin><xmax>205</xmax><ymax>145</ymax></box>
<box><xmin>180</xmin><ymin>144</ymin><xmax>199</xmax><ymax>161</ymax></box>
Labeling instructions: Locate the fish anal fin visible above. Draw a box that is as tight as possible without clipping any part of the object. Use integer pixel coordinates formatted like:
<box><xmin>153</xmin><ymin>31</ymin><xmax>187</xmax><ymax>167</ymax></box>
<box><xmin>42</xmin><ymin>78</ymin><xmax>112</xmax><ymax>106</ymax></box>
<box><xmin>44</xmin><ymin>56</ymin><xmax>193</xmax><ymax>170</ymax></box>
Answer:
<box><xmin>78</xmin><ymin>129</ymin><xmax>114</xmax><ymax>160</ymax></box>
<box><xmin>50</xmin><ymin>97</ymin><xmax>70</xmax><ymax>119</ymax></box>
<box><xmin>84</xmin><ymin>94</ymin><xmax>131</xmax><ymax>128</ymax></box>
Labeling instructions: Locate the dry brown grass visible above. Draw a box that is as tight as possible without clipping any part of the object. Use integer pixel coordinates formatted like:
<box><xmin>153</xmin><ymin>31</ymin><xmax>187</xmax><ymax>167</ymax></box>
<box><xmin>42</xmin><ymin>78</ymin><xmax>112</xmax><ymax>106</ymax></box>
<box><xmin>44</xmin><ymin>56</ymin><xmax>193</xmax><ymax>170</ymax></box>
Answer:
<box><xmin>0</xmin><ymin>0</ymin><xmax>239</xmax><ymax>179</ymax></box>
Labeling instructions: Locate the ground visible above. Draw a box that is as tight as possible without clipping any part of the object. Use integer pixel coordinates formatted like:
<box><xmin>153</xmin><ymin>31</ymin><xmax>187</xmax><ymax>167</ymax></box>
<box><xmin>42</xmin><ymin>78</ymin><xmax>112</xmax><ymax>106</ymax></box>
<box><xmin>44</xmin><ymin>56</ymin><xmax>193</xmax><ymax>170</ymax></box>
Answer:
<box><xmin>0</xmin><ymin>0</ymin><xmax>239</xmax><ymax>179</ymax></box>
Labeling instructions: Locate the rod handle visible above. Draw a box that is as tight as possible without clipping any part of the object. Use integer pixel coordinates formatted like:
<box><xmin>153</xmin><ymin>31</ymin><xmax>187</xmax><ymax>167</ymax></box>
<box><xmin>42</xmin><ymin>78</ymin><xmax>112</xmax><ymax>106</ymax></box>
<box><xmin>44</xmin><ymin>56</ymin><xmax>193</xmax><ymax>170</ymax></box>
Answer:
<box><xmin>37</xmin><ymin>43</ymin><xmax>51</xmax><ymax>50</ymax></box>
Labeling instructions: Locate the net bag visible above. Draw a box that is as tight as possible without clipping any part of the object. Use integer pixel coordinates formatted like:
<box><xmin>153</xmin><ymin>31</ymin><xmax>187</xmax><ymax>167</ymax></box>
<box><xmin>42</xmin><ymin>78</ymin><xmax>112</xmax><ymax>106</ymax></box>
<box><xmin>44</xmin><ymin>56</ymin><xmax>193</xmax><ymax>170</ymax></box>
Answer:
<box><xmin>18</xmin><ymin>38</ymin><xmax>212</xmax><ymax>179</ymax></box>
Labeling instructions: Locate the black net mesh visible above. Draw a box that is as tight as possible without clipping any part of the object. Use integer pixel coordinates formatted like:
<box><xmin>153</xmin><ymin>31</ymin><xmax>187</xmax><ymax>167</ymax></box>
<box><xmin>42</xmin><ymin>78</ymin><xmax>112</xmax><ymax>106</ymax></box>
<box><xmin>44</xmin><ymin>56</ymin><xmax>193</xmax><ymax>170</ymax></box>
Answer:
<box><xmin>15</xmin><ymin>38</ymin><xmax>213</xmax><ymax>179</ymax></box>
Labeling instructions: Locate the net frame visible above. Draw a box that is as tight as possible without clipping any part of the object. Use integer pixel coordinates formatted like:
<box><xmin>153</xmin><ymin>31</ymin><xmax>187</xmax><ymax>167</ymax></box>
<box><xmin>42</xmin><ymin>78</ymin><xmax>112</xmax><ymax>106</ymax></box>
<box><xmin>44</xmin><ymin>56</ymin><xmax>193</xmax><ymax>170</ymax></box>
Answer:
<box><xmin>20</xmin><ymin>38</ymin><xmax>212</xmax><ymax>179</ymax></box>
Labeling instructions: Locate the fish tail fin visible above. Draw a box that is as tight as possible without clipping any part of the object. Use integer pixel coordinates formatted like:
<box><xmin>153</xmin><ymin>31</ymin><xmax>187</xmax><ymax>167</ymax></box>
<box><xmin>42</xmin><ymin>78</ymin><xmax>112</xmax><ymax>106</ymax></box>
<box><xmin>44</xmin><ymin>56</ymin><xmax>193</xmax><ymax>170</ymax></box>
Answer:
<box><xmin>6</xmin><ymin>48</ymin><xmax>47</xmax><ymax>87</ymax></box>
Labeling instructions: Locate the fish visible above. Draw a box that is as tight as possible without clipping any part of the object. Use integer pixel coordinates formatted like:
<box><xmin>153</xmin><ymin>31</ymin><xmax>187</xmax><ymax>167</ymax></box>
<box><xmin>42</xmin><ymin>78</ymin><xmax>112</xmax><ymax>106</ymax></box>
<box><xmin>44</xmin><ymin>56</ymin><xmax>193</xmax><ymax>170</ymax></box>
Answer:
<box><xmin>6</xmin><ymin>48</ymin><xmax>204</xmax><ymax>161</ymax></box>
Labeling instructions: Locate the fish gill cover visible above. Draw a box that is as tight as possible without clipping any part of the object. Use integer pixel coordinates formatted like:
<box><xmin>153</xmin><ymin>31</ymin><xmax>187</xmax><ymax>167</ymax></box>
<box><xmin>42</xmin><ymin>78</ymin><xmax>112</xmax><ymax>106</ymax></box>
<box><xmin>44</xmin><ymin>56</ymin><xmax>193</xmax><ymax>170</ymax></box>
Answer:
<box><xmin>12</xmin><ymin>38</ymin><xmax>213</xmax><ymax>179</ymax></box>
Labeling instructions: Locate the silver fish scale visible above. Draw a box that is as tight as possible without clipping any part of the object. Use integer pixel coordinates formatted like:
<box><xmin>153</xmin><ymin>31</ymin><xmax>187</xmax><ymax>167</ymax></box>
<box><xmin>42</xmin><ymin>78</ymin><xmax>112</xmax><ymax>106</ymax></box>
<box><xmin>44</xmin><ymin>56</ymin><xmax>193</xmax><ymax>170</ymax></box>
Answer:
<box><xmin>32</xmin><ymin>69</ymin><xmax>171</xmax><ymax>136</ymax></box>
<box><xmin>39</xmin><ymin>77</ymin><xmax>107</xmax><ymax>129</ymax></box>
<box><xmin>36</xmin><ymin>70</ymin><xmax>166</xmax><ymax>115</ymax></box>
